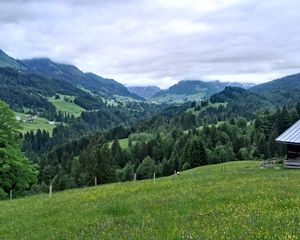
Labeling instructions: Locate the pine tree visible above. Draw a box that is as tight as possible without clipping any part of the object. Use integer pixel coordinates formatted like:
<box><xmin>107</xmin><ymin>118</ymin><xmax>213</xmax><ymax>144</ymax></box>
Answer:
<box><xmin>111</xmin><ymin>140</ymin><xmax>125</xmax><ymax>167</ymax></box>
<box><xmin>95</xmin><ymin>144</ymin><xmax>116</xmax><ymax>184</ymax></box>
<box><xmin>184</xmin><ymin>137</ymin><xmax>207</xmax><ymax>168</ymax></box>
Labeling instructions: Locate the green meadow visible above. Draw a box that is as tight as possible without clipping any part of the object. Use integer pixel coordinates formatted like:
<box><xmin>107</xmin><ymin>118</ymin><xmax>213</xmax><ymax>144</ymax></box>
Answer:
<box><xmin>109</xmin><ymin>138</ymin><xmax>129</xmax><ymax>149</ymax></box>
<box><xmin>48</xmin><ymin>95</ymin><xmax>85</xmax><ymax>117</ymax></box>
<box><xmin>1</xmin><ymin>161</ymin><xmax>300</xmax><ymax>239</ymax></box>
<box><xmin>118</xmin><ymin>138</ymin><xmax>129</xmax><ymax>149</ymax></box>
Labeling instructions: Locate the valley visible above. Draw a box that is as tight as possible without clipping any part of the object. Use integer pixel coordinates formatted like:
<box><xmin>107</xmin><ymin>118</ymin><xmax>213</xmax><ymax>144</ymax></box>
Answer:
<box><xmin>1</xmin><ymin>1</ymin><xmax>300</xmax><ymax>239</ymax></box>
<box><xmin>1</xmin><ymin>49</ymin><xmax>300</xmax><ymax>239</ymax></box>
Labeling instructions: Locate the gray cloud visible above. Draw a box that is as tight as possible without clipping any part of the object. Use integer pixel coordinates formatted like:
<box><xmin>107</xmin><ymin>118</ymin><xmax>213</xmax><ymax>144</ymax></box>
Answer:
<box><xmin>0</xmin><ymin>0</ymin><xmax>300</xmax><ymax>88</ymax></box>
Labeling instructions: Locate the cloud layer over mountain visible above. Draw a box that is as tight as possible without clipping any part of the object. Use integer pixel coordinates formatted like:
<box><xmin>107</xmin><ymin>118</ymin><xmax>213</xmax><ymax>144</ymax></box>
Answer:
<box><xmin>1</xmin><ymin>0</ymin><xmax>300</xmax><ymax>88</ymax></box>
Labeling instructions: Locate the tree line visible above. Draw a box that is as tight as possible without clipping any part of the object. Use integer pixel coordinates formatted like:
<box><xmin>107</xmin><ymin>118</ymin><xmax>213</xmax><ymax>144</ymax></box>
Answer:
<box><xmin>21</xmin><ymin>101</ymin><xmax>300</xmax><ymax>194</ymax></box>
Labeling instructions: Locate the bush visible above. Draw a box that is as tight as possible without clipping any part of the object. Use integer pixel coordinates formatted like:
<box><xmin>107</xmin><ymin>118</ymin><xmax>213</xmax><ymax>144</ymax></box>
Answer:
<box><xmin>182</xmin><ymin>162</ymin><xmax>190</xmax><ymax>170</ymax></box>
<box><xmin>117</xmin><ymin>163</ymin><xmax>134</xmax><ymax>182</ymax></box>
<box><xmin>0</xmin><ymin>188</ymin><xmax>7</xmax><ymax>200</ymax></box>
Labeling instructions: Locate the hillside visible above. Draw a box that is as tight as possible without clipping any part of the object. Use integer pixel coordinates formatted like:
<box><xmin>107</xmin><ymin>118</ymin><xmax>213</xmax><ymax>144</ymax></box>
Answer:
<box><xmin>22</xmin><ymin>58</ymin><xmax>141</xmax><ymax>100</ymax></box>
<box><xmin>1</xmin><ymin>161</ymin><xmax>300</xmax><ymax>239</ymax></box>
<box><xmin>152</xmin><ymin>80</ymin><xmax>252</xmax><ymax>103</ymax></box>
<box><xmin>0</xmin><ymin>67</ymin><xmax>106</xmax><ymax>117</ymax></box>
<box><xmin>210</xmin><ymin>86</ymin><xmax>269</xmax><ymax>106</ymax></box>
<box><xmin>127</xmin><ymin>86</ymin><xmax>161</xmax><ymax>99</ymax></box>
<box><xmin>48</xmin><ymin>95</ymin><xmax>85</xmax><ymax>117</ymax></box>
<box><xmin>0</xmin><ymin>67</ymin><xmax>79</xmax><ymax>116</ymax></box>
<box><xmin>15</xmin><ymin>111</ymin><xmax>57</xmax><ymax>135</ymax></box>
<box><xmin>250</xmin><ymin>73</ymin><xmax>300</xmax><ymax>105</ymax></box>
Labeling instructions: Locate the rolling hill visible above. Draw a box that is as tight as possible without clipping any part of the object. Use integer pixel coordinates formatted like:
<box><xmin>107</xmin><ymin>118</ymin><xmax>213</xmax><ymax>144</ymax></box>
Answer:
<box><xmin>127</xmin><ymin>86</ymin><xmax>161</xmax><ymax>99</ymax></box>
<box><xmin>210</xmin><ymin>86</ymin><xmax>268</xmax><ymax>105</ymax></box>
<box><xmin>1</xmin><ymin>161</ymin><xmax>299</xmax><ymax>239</ymax></box>
<box><xmin>208</xmin><ymin>86</ymin><xmax>271</xmax><ymax>118</ymax></box>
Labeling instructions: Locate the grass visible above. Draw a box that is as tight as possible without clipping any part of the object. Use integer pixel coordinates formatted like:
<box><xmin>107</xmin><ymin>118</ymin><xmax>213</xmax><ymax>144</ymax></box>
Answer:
<box><xmin>109</xmin><ymin>138</ymin><xmax>129</xmax><ymax>149</ymax></box>
<box><xmin>109</xmin><ymin>133</ymin><xmax>154</xmax><ymax>149</ymax></box>
<box><xmin>48</xmin><ymin>95</ymin><xmax>84</xmax><ymax>117</ymax></box>
<box><xmin>15</xmin><ymin>112</ymin><xmax>56</xmax><ymax>135</ymax></box>
<box><xmin>118</xmin><ymin>138</ymin><xmax>129</xmax><ymax>149</ymax></box>
<box><xmin>1</xmin><ymin>161</ymin><xmax>300</xmax><ymax>239</ymax></box>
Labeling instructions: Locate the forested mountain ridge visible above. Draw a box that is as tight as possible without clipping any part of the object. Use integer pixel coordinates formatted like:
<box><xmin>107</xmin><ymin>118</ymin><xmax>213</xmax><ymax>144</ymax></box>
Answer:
<box><xmin>211</xmin><ymin>86</ymin><xmax>270</xmax><ymax>107</ymax></box>
<box><xmin>22</xmin><ymin>58</ymin><xmax>142</xmax><ymax>100</ymax></box>
<box><xmin>250</xmin><ymin>73</ymin><xmax>300</xmax><ymax>105</ymax></box>
<box><xmin>0</xmin><ymin>49</ymin><xmax>27</xmax><ymax>70</ymax></box>
<box><xmin>209</xmin><ymin>86</ymin><xmax>271</xmax><ymax>119</ymax></box>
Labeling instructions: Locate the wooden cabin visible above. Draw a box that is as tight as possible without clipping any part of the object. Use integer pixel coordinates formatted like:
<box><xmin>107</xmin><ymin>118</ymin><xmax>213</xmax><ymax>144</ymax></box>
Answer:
<box><xmin>276</xmin><ymin>120</ymin><xmax>300</xmax><ymax>168</ymax></box>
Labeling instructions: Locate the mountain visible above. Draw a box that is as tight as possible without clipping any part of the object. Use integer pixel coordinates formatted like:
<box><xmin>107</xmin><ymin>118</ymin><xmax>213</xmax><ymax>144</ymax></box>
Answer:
<box><xmin>0</xmin><ymin>67</ymin><xmax>108</xmax><ymax>118</ymax></box>
<box><xmin>250</xmin><ymin>73</ymin><xmax>300</xmax><ymax>105</ymax></box>
<box><xmin>22</xmin><ymin>58</ymin><xmax>142</xmax><ymax>100</ymax></box>
<box><xmin>0</xmin><ymin>49</ymin><xmax>27</xmax><ymax>70</ymax></box>
<box><xmin>152</xmin><ymin>80</ymin><xmax>241</xmax><ymax>103</ymax></box>
<box><xmin>127</xmin><ymin>86</ymin><xmax>161</xmax><ymax>99</ymax></box>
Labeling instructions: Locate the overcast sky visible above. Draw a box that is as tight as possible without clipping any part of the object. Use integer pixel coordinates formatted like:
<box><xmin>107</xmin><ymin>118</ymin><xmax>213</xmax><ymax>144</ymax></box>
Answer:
<box><xmin>1</xmin><ymin>0</ymin><xmax>300</xmax><ymax>88</ymax></box>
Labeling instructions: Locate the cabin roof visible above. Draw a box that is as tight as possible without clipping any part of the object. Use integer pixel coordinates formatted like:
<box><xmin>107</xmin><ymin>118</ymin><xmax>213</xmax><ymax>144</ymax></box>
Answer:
<box><xmin>276</xmin><ymin>119</ymin><xmax>300</xmax><ymax>144</ymax></box>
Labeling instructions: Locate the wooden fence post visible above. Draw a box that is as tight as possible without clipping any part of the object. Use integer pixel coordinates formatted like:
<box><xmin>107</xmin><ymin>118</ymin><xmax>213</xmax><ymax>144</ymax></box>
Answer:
<box><xmin>10</xmin><ymin>190</ymin><xmax>12</xmax><ymax>200</ymax></box>
<box><xmin>49</xmin><ymin>184</ymin><xmax>52</xmax><ymax>196</ymax></box>
<box><xmin>153</xmin><ymin>173</ymin><xmax>156</xmax><ymax>180</ymax></box>
<box><xmin>95</xmin><ymin>177</ymin><xmax>97</xmax><ymax>186</ymax></box>
<box><xmin>134</xmin><ymin>173</ymin><xmax>136</xmax><ymax>181</ymax></box>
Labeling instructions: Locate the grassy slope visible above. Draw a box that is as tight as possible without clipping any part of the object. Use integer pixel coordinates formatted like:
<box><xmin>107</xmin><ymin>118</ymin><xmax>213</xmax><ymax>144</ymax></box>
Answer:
<box><xmin>15</xmin><ymin>112</ymin><xmax>56</xmax><ymax>135</ymax></box>
<box><xmin>1</xmin><ymin>161</ymin><xmax>300</xmax><ymax>239</ymax></box>
<box><xmin>48</xmin><ymin>95</ymin><xmax>84</xmax><ymax>117</ymax></box>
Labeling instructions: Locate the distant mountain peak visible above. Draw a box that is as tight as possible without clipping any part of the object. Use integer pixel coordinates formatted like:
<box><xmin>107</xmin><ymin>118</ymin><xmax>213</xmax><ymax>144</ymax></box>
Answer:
<box><xmin>152</xmin><ymin>80</ymin><xmax>255</xmax><ymax>103</ymax></box>
<box><xmin>127</xmin><ymin>85</ymin><xmax>161</xmax><ymax>99</ymax></box>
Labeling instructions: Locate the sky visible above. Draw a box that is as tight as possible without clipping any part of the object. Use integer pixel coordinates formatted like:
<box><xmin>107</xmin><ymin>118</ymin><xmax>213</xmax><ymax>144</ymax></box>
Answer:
<box><xmin>1</xmin><ymin>0</ymin><xmax>300</xmax><ymax>88</ymax></box>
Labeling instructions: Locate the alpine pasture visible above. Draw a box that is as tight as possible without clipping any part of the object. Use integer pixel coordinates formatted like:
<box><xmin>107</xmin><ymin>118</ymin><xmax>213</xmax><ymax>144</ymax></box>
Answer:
<box><xmin>1</xmin><ymin>161</ymin><xmax>299</xmax><ymax>239</ymax></box>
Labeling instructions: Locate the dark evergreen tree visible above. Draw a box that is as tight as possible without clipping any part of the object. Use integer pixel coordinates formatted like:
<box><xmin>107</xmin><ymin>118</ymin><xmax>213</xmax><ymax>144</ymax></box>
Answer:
<box><xmin>184</xmin><ymin>137</ymin><xmax>207</xmax><ymax>168</ymax></box>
